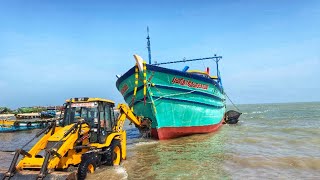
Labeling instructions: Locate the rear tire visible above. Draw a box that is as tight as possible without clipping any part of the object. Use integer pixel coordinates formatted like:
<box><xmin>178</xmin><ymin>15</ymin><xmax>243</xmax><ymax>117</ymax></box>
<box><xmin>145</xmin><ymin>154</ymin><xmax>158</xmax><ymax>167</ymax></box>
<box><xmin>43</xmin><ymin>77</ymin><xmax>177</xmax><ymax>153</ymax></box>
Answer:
<box><xmin>77</xmin><ymin>153</ymin><xmax>98</xmax><ymax>180</ymax></box>
<box><xmin>106</xmin><ymin>140</ymin><xmax>122</xmax><ymax>166</ymax></box>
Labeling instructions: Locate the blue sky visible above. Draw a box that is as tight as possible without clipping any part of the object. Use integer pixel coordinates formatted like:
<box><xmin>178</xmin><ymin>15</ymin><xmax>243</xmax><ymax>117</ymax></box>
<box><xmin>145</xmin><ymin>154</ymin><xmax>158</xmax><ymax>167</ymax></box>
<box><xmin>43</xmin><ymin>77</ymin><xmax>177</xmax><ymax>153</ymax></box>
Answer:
<box><xmin>1</xmin><ymin>0</ymin><xmax>319</xmax><ymax>108</ymax></box>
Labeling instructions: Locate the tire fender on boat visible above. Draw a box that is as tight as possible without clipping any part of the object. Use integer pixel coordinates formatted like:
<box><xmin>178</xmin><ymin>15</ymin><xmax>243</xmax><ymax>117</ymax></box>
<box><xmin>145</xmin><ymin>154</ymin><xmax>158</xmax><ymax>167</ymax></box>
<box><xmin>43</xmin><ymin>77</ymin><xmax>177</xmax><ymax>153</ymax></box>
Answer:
<box><xmin>14</xmin><ymin>121</ymin><xmax>20</xmax><ymax>127</ymax></box>
<box><xmin>27</xmin><ymin>122</ymin><xmax>32</xmax><ymax>127</ymax></box>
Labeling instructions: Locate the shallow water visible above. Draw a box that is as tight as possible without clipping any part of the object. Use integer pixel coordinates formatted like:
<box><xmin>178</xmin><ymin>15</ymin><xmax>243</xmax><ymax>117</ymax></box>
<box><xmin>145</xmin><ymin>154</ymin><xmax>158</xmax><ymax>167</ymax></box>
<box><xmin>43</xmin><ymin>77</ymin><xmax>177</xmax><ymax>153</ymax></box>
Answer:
<box><xmin>1</xmin><ymin>102</ymin><xmax>320</xmax><ymax>179</ymax></box>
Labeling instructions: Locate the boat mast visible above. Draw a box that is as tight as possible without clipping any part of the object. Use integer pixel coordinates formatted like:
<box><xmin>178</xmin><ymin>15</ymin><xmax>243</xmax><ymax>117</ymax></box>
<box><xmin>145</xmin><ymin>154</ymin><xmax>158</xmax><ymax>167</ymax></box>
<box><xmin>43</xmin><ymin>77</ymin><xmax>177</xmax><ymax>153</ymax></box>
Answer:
<box><xmin>147</xmin><ymin>27</ymin><xmax>152</xmax><ymax>64</ymax></box>
<box><xmin>214</xmin><ymin>54</ymin><xmax>223</xmax><ymax>89</ymax></box>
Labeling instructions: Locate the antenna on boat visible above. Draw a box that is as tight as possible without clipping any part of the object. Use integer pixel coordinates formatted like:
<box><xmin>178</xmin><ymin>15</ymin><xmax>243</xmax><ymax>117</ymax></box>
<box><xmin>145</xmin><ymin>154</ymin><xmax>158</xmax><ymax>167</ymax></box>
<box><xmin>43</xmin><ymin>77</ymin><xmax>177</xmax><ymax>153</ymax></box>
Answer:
<box><xmin>213</xmin><ymin>54</ymin><xmax>223</xmax><ymax>89</ymax></box>
<box><xmin>147</xmin><ymin>26</ymin><xmax>152</xmax><ymax>64</ymax></box>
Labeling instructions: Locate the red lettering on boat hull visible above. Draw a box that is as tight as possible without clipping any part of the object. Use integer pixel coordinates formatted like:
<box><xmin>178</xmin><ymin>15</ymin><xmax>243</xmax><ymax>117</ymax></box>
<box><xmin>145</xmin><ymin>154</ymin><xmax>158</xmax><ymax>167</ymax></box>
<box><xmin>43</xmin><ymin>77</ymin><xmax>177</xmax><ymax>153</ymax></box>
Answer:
<box><xmin>171</xmin><ymin>77</ymin><xmax>208</xmax><ymax>90</ymax></box>
<box><xmin>120</xmin><ymin>84</ymin><xmax>129</xmax><ymax>95</ymax></box>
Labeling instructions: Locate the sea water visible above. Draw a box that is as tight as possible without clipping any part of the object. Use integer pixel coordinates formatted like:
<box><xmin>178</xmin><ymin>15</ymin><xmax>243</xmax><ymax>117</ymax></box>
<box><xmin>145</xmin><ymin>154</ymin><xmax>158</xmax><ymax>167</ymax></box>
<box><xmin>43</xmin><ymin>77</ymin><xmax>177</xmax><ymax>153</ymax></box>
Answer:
<box><xmin>0</xmin><ymin>102</ymin><xmax>319</xmax><ymax>179</ymax></box>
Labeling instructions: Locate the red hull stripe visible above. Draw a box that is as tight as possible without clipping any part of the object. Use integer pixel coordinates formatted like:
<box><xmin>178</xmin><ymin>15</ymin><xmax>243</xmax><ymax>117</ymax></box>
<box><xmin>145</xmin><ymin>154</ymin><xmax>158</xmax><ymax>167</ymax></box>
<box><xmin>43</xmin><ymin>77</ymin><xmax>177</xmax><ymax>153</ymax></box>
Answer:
<box><xmin>151</xmin><ymin>120</ymin><xmax>223</xmax><ymax>140</ymax></box>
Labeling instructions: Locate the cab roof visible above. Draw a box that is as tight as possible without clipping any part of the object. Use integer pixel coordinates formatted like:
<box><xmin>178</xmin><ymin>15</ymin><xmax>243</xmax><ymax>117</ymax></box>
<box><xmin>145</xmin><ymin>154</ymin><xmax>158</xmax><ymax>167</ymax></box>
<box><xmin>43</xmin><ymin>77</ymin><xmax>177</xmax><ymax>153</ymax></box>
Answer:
<box><xmin>66</xmin><ymin>97</ymin><xmax>115</xmax><ymax>104</ymax></box>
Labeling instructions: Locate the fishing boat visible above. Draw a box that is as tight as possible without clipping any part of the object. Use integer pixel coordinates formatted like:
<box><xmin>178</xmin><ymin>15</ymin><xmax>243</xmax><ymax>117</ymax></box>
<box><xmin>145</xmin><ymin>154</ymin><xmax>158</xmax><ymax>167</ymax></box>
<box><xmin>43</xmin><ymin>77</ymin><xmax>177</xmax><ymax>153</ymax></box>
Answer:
<box><xmin>0</xmin><ymin>125</ymin><xmax>34</xmax><ymax>133</ymax></box>
<box><xmin>0</xmin><ymin>119</ymin><xmax>49</xmax><ymax>132</ymax></box>
<box><xmin>40</xmin><ymin>110</ymin><xmax>56</xmax><ymax>119</ymax></box>
<box><xmin>116</xmin><ymin>28</ymin><xmax>226</xmax><ymax>140</ymax></box>
<box><xmin>40</xmin><ymin>106</ymin><xmax>64</xmax><ymax>119</ymax></box>
<box><xmin>15</xmin><ymin>113</ymin><xmax>41</xmax><ymax>119</ymax></box>
<box><xmin>116</xmin><ymin>55</ymin><xmax>226</xmax><ymax>140</ymax></box>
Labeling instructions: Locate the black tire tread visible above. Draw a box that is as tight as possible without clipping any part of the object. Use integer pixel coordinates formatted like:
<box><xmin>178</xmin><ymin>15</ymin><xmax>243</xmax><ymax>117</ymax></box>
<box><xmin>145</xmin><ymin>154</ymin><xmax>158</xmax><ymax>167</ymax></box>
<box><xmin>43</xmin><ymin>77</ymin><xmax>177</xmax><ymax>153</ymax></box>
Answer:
<box><xmin>105</xmin><ymin>140</ymin><xmax>122</xmax><ymax>166</ymax></box>
<box><xmin>77</xmin><ymin>153</ymin><xmax>97</xmax><ymax>180</ymax></box>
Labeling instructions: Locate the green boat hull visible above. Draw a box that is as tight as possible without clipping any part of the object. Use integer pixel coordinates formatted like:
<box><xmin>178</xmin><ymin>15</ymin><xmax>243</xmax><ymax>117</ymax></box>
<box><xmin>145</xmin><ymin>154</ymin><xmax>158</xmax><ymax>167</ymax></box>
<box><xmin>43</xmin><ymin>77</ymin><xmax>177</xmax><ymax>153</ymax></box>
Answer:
<box><xmin>116</xmin><ymin>64</ymin><xmax>226</xmax><ymax>140</ymax></box>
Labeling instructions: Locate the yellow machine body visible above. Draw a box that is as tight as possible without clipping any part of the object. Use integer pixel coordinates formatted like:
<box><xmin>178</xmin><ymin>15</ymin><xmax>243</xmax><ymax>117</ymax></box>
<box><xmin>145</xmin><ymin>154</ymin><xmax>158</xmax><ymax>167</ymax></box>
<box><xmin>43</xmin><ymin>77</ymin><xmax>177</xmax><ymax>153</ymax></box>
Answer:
<box><xmin>3</xmin><ymin>97</ymin><xmax>149</xmax><ymax>180</ymax></box>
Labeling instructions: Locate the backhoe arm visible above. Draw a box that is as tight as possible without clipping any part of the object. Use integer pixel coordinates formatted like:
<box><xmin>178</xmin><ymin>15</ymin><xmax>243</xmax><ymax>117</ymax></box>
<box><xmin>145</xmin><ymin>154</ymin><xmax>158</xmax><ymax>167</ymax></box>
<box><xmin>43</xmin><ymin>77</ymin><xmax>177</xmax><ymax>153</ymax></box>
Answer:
<box><xmin>115</xmin><ymin>104</ymin><xmax>151</xmax><ymax>133</ymax></box>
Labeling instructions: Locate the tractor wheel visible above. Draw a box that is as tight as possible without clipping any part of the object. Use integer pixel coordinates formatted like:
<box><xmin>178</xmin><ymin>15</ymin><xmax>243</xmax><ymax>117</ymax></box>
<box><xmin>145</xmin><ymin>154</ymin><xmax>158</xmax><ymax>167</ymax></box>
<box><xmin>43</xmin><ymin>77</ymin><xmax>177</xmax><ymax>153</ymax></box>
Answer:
<box><xmin>106</xmin><ymin>140</ymin><xmax>122</xmax><ymax>166</ymax></box>
<box><xmin>77</xmin><ymin>153</ymin><xmax>98</xmax><ymax>180</ymax></box>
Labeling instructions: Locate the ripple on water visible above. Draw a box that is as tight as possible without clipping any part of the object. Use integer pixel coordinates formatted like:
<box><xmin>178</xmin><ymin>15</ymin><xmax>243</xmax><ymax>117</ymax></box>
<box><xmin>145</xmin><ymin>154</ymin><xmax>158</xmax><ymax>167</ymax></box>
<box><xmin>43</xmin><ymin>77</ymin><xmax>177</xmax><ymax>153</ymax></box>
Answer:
<box><xmin>225</xmin><ymin>155</ymin><xmax>320</xmax><ymax>179</ymax></box>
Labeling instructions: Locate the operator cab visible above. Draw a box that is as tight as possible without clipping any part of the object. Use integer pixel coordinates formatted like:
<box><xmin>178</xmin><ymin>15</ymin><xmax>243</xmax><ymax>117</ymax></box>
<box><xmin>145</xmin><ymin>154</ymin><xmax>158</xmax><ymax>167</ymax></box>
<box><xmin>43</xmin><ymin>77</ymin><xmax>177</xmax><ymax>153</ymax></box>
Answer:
<box><xmin>62</xmin><ymin>97</ymin><xmax>116</xmax><ymax>143</ymax></box>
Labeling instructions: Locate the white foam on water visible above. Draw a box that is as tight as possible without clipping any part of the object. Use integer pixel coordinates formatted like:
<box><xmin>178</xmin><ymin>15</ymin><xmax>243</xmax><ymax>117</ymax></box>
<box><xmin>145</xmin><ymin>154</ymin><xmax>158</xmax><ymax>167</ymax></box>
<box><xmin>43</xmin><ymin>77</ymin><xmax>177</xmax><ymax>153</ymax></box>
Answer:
<box><xmin>134</xmin><ymin>140</ymin><xmax>158</xmax><ymax>146</ymax></box>
<box><xmin>114</xmin><ymin>166</ymin><xmax>128</xmax><ymax>180</ymax></box>
<box><xmin>251</xmin><ymin>111</ymin><xmax>263</xmax><ymax>114</ymax></box>
<box><xmin>251</xmin><ymin>110</ymin><xmax>270</xmax><ymax>114</ymax></box>
<box><xmin>242</xmin><ymin>110</ymin><xmax>270</xmax><ymax>115</ymax></box>
<box><xmin>127</xmin><ymin>140</ymin><xmax>159</xmax><ymax>150</ymax></box>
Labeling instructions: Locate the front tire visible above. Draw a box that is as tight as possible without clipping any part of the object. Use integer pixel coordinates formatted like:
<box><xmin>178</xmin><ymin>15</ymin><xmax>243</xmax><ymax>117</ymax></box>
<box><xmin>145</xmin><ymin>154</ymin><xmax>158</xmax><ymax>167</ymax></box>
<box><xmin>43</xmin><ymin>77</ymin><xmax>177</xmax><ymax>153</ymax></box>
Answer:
<box><xmin>106</xmin><ymin>140</ymin><xmax>122</xmax><ymax>166</ymax></box>
<box><xmin>77</xmin><ymin>153</ymin><xmax>98</xmax><ymax>180</ymax></box>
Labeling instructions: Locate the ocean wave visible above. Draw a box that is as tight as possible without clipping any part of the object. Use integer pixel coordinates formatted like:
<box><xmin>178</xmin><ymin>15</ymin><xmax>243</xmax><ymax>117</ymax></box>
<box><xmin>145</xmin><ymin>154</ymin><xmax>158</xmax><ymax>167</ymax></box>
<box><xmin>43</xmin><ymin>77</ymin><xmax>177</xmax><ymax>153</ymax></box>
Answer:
<box><xmin>241</xmin><ymin>109</ymin><xmax>271</xmax><ymax>115</ymax></box>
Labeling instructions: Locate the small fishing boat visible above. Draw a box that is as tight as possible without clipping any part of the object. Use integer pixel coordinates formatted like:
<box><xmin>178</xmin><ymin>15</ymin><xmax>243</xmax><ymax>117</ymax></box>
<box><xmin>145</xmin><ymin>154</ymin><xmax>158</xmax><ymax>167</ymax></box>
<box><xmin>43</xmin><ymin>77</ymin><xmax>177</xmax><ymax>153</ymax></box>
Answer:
<box><xmin>0</xmin><ymin>119</ymin><xmax>49</xmax><ymax>132</ymax></box>
<box><xmin>15</xmin><ymin>113</ymin><xmax>41</xmax><ymax>119</ymax></box>
<box><xmin>40</xmin><ymin>106</ymin><xmax>62</xmax><ymax>119</ymax></box>
<box><xmin>0</xmin><ymin>125</ymin><xmax>34</xmax><ymax>133</ymax></box>
<box><xmin>40</xmin><ymin>110</ymin><xmax>56</xmax><ymax>119</ymax></box>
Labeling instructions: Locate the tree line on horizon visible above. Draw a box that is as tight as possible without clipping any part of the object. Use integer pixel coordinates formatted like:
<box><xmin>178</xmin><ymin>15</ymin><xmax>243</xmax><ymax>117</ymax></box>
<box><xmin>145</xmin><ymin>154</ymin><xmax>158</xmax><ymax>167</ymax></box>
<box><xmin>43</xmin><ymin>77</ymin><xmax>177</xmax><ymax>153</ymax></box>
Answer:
<box><xmin>0</xmin><ymin>106</ymin><xmax>64</xmax><ymax>114</ymax></box>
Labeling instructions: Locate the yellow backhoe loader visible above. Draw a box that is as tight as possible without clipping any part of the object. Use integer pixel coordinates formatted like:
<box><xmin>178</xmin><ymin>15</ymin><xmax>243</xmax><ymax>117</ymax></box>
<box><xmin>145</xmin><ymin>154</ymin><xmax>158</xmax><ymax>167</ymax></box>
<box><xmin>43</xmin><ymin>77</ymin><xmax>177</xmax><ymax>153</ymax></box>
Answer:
<box><xmin>1</xmin><ymin>98</ymin><xmax>151</xmax><ymax>180</ymax></box>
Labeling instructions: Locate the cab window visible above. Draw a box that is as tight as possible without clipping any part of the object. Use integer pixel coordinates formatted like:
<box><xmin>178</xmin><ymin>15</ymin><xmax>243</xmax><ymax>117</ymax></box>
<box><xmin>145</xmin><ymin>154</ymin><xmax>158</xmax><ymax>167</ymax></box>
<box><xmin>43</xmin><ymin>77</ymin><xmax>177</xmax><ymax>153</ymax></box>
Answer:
<box><xmin>99</xmin><ymin>104</ymin><xmax>105</xmax><ymax>130</ymax></box>
<box><xmin>63</xmin><ymin>105</ymin><xmax>98</xmax><ymax>126</ymax></box>
<box><xmin>104</xmin><ymin>105</ymin><xmax>112</xmax><ymax>131</ymax></box>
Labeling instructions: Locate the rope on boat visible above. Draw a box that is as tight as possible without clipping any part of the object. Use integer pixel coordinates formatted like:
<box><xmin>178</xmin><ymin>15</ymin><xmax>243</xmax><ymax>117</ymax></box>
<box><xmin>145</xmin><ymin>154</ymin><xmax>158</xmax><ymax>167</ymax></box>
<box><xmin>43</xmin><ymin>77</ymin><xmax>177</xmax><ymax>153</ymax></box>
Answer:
<box><xmin>142</xmin><ymin>62</ymin><xmax>158</xmax><ymax>115</ymax></box>
<box><xmin>152</xmin><ymin>56</ymin><xmax>222</xmax><ymax>66</ymax></box>
<box><xmin>146</xmin><ymin>84</ymin><xmax>157</xmax><ymax>114</ymax></box>
<box><xmin>133</xmin><ymin>88</ymin><xmax>195</xmax><ymax>104</ymax></box>
<box><xmin>152</xmin><ymin>89</ymin><xmax>196</xmax><ymax>102</ymax></box>
<box><xmin>224</xmin><ymin>91</ymin><xmax>241</xmax><ymax>112</ymax></box>
<box><xmin>130</xmin><ymin>64</ymin><xmax>139</xmax><ymax>111</ymax></box>
<box><xmin>143</xmin><ymin>61</ymin><xmax>147</xmax><ymax>105</ymax></box>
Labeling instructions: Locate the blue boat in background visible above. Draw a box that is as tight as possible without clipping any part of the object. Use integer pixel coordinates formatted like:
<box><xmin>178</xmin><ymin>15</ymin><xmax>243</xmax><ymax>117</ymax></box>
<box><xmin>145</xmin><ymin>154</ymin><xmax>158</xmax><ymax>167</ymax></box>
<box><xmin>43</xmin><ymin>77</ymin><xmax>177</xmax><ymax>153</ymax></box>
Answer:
<box><xmin>0</xmin><ymin>125</ymin><xmax>38</xmax><ymax>132</ymax></box>
<box><xmin>0</xmin><ymin>119</ymin><xmax>49</xmax><ymax>133</ymax></box>
<box><xmin>40</xmin><ymin>110</ymin><xmax>56</xmax><ymax>119</ymax></box>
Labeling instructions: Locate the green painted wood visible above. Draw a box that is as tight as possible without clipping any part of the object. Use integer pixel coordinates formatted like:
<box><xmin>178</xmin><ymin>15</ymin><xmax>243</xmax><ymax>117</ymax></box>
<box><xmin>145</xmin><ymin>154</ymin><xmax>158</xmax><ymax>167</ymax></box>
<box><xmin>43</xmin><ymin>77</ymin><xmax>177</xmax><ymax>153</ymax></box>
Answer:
<box><xmin>117</xmin><ymin>66</ymin><xmax>226</xmax><ymax>129</ymax></box>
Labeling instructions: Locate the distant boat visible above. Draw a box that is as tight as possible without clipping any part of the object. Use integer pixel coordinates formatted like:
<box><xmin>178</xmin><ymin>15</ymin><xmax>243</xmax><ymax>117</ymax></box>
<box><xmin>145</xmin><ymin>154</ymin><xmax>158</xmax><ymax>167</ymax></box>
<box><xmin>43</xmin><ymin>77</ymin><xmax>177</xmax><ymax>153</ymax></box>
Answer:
<box><xmin>0</xmin><ymin>125</ymin><xmax>36</xmax><ymax>133</ymax></box>
<box><xmin>0</xmin><ymin>119</ymin><xmax>49</xmax><ymax>132</ymax></box>
<box><xmin>116</xmin><ymin>54</ymin><xmax>226</xmax><ymax>140</ymax></box>
<box><xmin>40</xmin><ymin>108</ymin><xmax>57</xmax><ymax>119</ymax></box>
<box><xmin>15</xmin><ymin>113</ymin><xmax>41</xmax><ymax>119</ymax></box>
